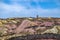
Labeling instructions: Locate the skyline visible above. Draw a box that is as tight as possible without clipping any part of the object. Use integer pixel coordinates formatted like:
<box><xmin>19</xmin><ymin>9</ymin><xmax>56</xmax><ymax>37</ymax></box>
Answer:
<box><xmin>0</xmin><ymin>0</ymin><xmax>60</xmax><ymax>18</ymax></box>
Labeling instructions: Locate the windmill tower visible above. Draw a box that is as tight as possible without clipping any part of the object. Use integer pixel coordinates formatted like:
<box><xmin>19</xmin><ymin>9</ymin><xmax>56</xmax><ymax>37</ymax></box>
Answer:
<box><xmin>36</xmin><ymin>15</ymin><xmax>39</xmax><ymax>19</ymax></box>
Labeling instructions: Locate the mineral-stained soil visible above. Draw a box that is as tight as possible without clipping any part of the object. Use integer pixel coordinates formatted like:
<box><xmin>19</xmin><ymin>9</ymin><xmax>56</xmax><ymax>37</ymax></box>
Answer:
<box><xmin>1</xmin><ymin>18</ymin><xmax>60</xmax><ymax>40</ymax></box>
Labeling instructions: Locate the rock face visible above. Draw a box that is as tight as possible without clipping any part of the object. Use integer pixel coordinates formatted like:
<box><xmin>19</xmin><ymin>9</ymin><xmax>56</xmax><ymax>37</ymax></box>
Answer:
<box><xmin>39</xmin><ymin>22</ymin><xmax>54</xmax><ymax>27</ymax></box>
<box><xmin>0</xmin><ymin>27</ymin><xmax>8</xmax><ymax>36</ymax></box>
<box><xmin>36</xmin><ymin>27</ymin><xmax>46</xmax><ymax>32</ymax></box>
<box><xmin>15</xmin><ymin>20</ymin><xmax>37</xmax><ymax>34</ymax></box>
<box><xmin>2</xmin><ymin>19</ymin><xmax>60</xmax><ymax>35</ymax></box>
<box><xmin>5</xmin><ymin>23</ymin><xmax>17</xmax><ymax>34</ymax></box>
<box><xmin>24</xmin><ymin>28</ymin><xmax>36</xmax><ymax>34</ymax></box>
<box><xmin>41</xmin><ymin>26</ymin><xmax>58</xmax><ymax>34</ymax></box>
<box><xmin>1</xmin><ymin>18</ymin><xmax>60</xmax><ymax>40</ymax></box>
<box><xmin>4</xmin><ymin>20</ymin><xmax>38</xmax><ymax>34</ymax></box>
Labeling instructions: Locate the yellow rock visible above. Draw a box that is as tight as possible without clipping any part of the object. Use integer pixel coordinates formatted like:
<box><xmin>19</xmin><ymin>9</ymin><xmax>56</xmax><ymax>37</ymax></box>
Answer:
<box><xmin>28</xmin><ymin>18</ymin><xmax>33</xmax><ymax>20</ymax></box>
<box><xmin>16</xmin><ymin>20</ymin><xmax>20</xmax><ymax>22</ymax></box>
<box><xmin>0</xmin><ymin>22</ymin><xmax>2</xmax><ymax>25</ymax></box>
<box><xmin>41</xmin><ymin>26</ymin><xmax>58</xmax><ymax>34</ymax></box>
<box><xmin>2</xmin><ymin>20</ymin><xmax>8</xmax><ymax>23</ymax></box>
<box><xmin>37</xmin><ymin>18</ymin><xmax>41</xmax><ymax>20</ymax></box>
<box><xmin>11</xmin><ymin>20</ymin><xmax>17</xmax><ymax>23</ymax></box>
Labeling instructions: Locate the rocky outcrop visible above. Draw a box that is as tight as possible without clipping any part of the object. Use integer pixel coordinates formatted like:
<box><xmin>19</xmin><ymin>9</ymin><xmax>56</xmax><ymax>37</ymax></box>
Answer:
<box><xmin>15</xmin><ymin>20</ymin><xmax>37</xmax><ymax>34</ymax></box>
<box><xmin>1</xmin><ymin>19</ymin><xmax>60</xmax><ymax>35</ymax></box>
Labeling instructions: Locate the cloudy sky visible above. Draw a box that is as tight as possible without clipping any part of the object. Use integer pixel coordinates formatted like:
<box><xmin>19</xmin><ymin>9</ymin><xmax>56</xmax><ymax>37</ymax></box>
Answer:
<box><xmin>0</xmin><ymin>0</ymin><xmax>60</xmax><ymax>18</ymax></box>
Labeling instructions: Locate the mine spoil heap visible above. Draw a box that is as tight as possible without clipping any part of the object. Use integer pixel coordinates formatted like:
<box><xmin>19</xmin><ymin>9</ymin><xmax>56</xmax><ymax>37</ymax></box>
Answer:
<box><xmin>0</xmin><ymin>17</ymin><xmax>60</xmax><ymax>40</ymax></box>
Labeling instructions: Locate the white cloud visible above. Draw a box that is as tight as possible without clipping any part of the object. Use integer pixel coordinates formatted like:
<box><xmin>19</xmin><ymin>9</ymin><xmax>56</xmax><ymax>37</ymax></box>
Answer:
<box><xmin>0</xmin><ymin>0</ymin><xmax>60</xmax><ymax>18</ymax></box>
<box><xmin>0</xmin><ymin>2</ymin><xmax>26</xmax><ymax>13</ymax></box>
<box><xmin>0</xmin><ymin>2</ymin><xmax>60</xmax><ymax>13</ymax></box>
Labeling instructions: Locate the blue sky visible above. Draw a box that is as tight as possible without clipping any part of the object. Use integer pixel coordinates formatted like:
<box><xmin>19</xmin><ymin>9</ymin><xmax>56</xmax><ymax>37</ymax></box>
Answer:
<box><xmin>0</xmin><ymin>0</ymin><xmax>60</xmax><ymax>18</ymax></box>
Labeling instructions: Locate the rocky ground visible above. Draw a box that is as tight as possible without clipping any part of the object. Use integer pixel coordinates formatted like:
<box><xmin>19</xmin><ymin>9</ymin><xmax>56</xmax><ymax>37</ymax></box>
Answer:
<box><xmin>8</xmin><ymin>33</ymin><xmax>60</xmax><ymax>40</ymax></box>
<box><xmin>0</xmin><ymin>18</ymin><xmax>60</xmax><ymax>40</ymax></box>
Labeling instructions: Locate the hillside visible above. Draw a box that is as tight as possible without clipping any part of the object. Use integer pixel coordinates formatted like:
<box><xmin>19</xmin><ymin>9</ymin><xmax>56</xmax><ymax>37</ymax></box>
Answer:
<box><xmin>0</xmin><ymin>17</ymin><xmax>60</xmax><ymax>40</ymax></box>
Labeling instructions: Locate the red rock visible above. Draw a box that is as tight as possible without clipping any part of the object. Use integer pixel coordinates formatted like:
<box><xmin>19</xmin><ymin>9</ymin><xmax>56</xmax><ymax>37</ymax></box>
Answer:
<box><xmin>40</xmin><ymin>22</ymin><xmax>54</xmax><ymax>27</ymax></box>
<box><xmin>15</xmin><ymin>20</ymin><xmax>37</xmax><ymax>34</ymax></box>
